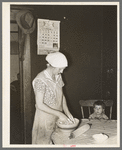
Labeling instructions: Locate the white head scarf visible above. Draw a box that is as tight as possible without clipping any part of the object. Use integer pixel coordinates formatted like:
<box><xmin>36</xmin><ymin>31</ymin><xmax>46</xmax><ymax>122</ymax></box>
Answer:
<box><xmin>46</xmin><ymin>52</ymin><xmax>68</xmax><ymax>68</ymax></box>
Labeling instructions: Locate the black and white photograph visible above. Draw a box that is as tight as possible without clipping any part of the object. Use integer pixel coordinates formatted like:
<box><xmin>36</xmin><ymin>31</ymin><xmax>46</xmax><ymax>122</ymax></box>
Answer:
<box><xmin>2</xmin><ymin>2</ymin><xmax>120</xmax><ymax>147</ymax></box>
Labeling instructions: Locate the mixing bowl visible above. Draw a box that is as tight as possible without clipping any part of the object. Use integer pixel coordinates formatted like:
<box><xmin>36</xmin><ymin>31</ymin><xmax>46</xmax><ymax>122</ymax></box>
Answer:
<box><xmin>56</xmin><ymin>118</ymin><xmax>79</xmax><ymax>132</ymax></box>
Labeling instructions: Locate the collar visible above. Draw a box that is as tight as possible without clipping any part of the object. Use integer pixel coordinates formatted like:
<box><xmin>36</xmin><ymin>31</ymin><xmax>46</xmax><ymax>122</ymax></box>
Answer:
<box><xmin>44</xmin><ymin>70</ymin><xmax>61</xmax><ymax>84</ymax></box>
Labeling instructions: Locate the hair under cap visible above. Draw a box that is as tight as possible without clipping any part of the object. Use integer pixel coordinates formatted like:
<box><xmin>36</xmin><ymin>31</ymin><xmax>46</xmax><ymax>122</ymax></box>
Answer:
<box><xmin>46</xmin><ymin>52</ymin><xmax>68</xmax><ymax>68</ymax></box>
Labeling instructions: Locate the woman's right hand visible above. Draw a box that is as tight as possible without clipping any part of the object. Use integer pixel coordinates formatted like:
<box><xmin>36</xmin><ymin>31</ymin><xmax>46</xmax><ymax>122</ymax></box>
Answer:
<box><xmin>58</xmin><ymin>112</ymin><xmax>69</xmax><ymax>123</ymax></box>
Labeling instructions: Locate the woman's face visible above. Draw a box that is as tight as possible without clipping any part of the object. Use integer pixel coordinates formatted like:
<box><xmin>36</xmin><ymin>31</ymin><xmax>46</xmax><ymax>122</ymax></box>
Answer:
<box><xmin>53</xmin><ymin>67</ymin><xmax>66</xmax><ymax>75</ymax></box>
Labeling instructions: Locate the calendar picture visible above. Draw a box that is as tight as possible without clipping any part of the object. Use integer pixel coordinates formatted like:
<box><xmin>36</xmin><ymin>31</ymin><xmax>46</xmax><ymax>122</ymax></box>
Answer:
<box><xmin>37</xmin><ymin>19</ymin><xmax>60</xmax><ymax>55</ymax></box>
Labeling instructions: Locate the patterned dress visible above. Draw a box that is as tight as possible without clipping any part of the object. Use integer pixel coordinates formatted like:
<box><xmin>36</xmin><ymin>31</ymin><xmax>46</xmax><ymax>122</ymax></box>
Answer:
<box><xmin>32</xmin><ymin>70</ymin><xmax>64</xmax><ymax>144</ymax></box>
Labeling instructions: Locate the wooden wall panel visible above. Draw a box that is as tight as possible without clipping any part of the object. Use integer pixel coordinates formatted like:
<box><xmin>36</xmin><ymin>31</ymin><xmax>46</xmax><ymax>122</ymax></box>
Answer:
<box><xmin>23</xmin><ymin>34</ymin><xmax>32</xmax><ymax>144</ymax></box>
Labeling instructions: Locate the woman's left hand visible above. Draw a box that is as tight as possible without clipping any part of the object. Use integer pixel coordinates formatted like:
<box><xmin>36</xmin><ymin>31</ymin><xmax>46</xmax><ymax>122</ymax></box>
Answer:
<box><xmin>66</xmin><ymin>112</ymin><xmax>75</xmax><ymax>123</ymax></box>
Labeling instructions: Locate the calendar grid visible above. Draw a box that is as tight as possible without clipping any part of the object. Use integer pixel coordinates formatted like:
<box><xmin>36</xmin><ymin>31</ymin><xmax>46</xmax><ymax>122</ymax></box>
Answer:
<box><xmin>37</xmin><ymin>19</ymin><xmax>60</xmax><ymax>55</ymax></box>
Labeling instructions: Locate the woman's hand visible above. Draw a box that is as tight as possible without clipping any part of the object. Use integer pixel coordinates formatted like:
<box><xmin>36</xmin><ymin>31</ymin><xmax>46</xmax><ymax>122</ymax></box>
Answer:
<box><xmin>58</xmin><ymin>112</ymin><xmax>70</xmax><ymax>123</ymax></box>
<box><xmin>62</xmin><ymin>95</ymin><xmax>75</xmax><ymax>123</ymax></box>
<box><xmin>66</xmin><ymin>112</ymin><xmax>75</xmax><ymax>123</ymax></box>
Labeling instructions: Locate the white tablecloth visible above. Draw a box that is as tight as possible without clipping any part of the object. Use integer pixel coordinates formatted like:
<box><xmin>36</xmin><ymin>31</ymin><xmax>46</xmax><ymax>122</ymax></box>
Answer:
<box><xmin>52</xmin><ymin>119</ymin><xmax>118</xmax><ymax>146</ymax></box>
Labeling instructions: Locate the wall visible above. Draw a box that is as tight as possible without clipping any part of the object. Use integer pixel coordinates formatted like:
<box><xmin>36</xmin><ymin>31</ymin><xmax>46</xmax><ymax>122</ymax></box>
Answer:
<box><xmin>102</xmin><ymin>6</ymin><xmax>117</xmax><ymax>119</ymax></box>
<box><xmin>60</xmin><ymin>6</ymin><xmax>103</xmax><ymax>118</ymax></box>
<box><xmin>30</xmin><ymin>5</ymin><xmax>104</xmax><ymax>119</ymax></box>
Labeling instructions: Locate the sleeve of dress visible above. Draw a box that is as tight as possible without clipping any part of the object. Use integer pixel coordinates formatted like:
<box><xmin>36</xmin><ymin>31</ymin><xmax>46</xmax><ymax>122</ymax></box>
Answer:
<box><xmin>89</xmin><ymin>114</ymin><xmax>93</xmax><ymax>119</ymax></box>
<box><xmin>103</xmin><ymin>114</ymin><xmax>109</xmax><ymax>120</ymax></box>
<box><xmin>89</xmin><ymin>115</ymin><xmax>92</xmax><ymax>119</ymax></box>
<box><xmin>33</xmin><ymin>79</ymin><xmax>46</xmax><ymax>93</ymax></box>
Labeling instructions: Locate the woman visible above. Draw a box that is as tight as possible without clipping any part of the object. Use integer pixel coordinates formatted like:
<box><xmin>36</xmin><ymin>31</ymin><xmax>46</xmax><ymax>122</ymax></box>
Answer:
<box><xmin>32</xmin><ymin>52</ymin><xmax>75</xmax><ymax>144</ymax></box>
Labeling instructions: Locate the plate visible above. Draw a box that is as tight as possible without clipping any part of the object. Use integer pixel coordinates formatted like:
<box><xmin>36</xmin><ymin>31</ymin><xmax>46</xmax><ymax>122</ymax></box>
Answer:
<box><xmin>92</xmin><ymin>133</ymin><xmax>109</xmax><ymax>143</ymax></box>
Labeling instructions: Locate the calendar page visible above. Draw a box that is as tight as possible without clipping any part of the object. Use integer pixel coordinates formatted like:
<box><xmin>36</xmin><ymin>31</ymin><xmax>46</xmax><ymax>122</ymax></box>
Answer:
<box><xmin>37</xmin><ymin>19</ymin><xmax>60</xmax><ymax>55</ymax></box>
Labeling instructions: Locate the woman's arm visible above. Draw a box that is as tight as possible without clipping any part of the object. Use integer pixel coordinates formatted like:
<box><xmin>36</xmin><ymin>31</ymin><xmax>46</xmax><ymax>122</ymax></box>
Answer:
<box><xmin>62</xmin><ymin>95</ymin><xmax>70</xmax><ymax>115</ymax></box>
<box><xmin>35</xmin><ymin>91</ymin><xmax>69</xmax><ymax>122</ymax></box>
<box><xmin>62</xmin><ymin>95</ymin><xmax>75</xmax><ymax>122</ymax></box>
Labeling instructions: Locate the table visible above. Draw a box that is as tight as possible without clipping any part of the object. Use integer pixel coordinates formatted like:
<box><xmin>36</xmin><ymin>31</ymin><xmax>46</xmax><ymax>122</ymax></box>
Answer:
<box><xmin>52</xmin><ymin>119</ymin><xmax>118</xmax><ymax>146</ymax></box>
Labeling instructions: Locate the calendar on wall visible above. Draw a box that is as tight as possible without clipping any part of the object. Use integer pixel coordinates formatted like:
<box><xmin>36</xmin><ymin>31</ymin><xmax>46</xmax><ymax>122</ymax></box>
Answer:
<box><xmin>37</xmin><ymin>19</ymin><xmax>60</xmax><ymax>55</ymax></box>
